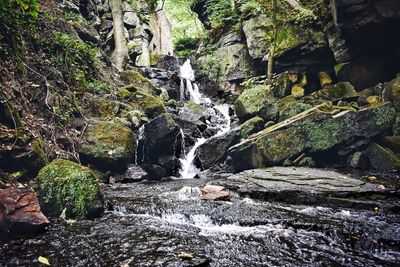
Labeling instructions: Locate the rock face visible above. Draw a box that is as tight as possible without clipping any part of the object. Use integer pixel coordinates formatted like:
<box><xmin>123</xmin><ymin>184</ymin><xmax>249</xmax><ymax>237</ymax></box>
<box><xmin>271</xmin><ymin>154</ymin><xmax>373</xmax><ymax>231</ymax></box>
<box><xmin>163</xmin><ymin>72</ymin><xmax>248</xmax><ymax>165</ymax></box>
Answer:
<box><xmin>367</xmin><ymin>143</ymin><xmax>400</xmax><ymax>170</ymax></box>
<box><xmin>234</xmin><ymin>85</ymin><xmax>278</xmax><ymax>122</ymax></box>
<box><xmin>229</xmin><ymin>103</ymin><xmax>396</xmax><ymax>171</ymax></box>
<box><xmin>196</xmin><ymin>129</ymin><xmax>241</xmax><ymax>170</ymax></box>
<box><xmin>218</xmin><ymin>167</ymin><xmax>387</xmax><ymax>204</ymax></box>
<box><xmin>80</xmin><ymin>121</ymin><xmax>135</xmax><ymax>172</ymax></box>
<box><xmin>137</xmin><ymin>113</ymin><xmax>183</xmax><ymax>178</ymax></box>
<box><xmin>0</xmin><ymin>187</ymin><xmax>49</xmax><ymax>236</ymax></box>
<box><xmin>35</xmin><ymin>159</ymin><xmax>104</xmax><ymax>220</ymax></box>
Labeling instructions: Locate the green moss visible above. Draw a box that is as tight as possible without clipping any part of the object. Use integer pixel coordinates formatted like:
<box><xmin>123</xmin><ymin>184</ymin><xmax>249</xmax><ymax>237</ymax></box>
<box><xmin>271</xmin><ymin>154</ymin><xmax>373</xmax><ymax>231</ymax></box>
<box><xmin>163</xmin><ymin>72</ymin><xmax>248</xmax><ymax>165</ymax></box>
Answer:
<box><xmin>278</xmin><ymin>96</ymin><xmax>312</xmax><ymax>121</ymax></box>
<box><xmin>87</xmin><ymin>98</ymin><xmax>119</xmax><ymax>118</ymax></box>
<box><xmin>116</xmin><ymin>87</ymin><xmax>132</xmax><ymax>99</ymax></box>
<box><xmin>373</xmin><ymin>105</ymin><xmax>396</xmax><ymax>126</ymax></box>
<box><xmin>240</xmin><ymin>116</ymin><xmax>264</xmax><ymax>138</ymax></box>
<box><xmin>298</xmin><ymin>118</ymin><xmax>341</xmax><ymax>151</ymax></box>
<box><xmin>130</xmin><ymin>91</ymin><xmax>166</xmax><ymax>118</ymax></box>
<box><xmin>393</xmin><ymin>113</ymin><xmax>400</xmax><ymax>135</ymax></box>
<box><xmin>31</xmin><ymin>138</ymin><xmax>47</xmax><ymax>167</ymax></box>
<box><xmin>35</xmin><ymin>159</ymin><xmax>103</xmax><ymax>219</ymax></box>
<box><xmin>234</xmin><ymin>85</ymin><xmax>278</xmax><ymax>121</ymax></box>
<box><xmin>186</xmin><ymin>101</ymin><xmax>204</xmax><ymax>115</ymax></box>
<box><xmin>80</xmin><ymin>121</ymin><xmax>135</xmax><ymax>162</ymax></box>
<box><xmin>120</xmin><ymin>70</ymin><xmax>158</xmax><ymax>95</ymax></box>
<box><xmin>149</xmin><ymin>52</ymin><xmax>160</xmax><ymax>65</ymax></box>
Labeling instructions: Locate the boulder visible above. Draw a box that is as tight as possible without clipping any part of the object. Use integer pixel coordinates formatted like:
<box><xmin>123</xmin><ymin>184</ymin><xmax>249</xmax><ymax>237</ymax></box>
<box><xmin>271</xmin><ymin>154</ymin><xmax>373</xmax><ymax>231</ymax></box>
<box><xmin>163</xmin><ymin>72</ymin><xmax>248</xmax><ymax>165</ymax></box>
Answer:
<box><xmin>217</xmin><ymin>167</ymin><xmax>387</xmax><ymax>204</ymax></box>
<box><xmin>120</xmin><ymin>70</ymin><xmax>160</xmax><ymax>95</ymax></box>
<box><xmin>87</xmin><ymin>98</ymin><xmax>119</xmax><ymax>118</ymax></box>
<box><xmin>367</xmin><ymin>143</ymin><xmax>400</xmax><ymax>170</ymax></box>
<box><xmin>116</xmin><ymin>164</ymin><xmax>148</xmax><ymax>183</ymax></box>
<box><xmin>239</xmin><ymin>116</ymin><xmax>264</xmax><ymax>138</ymax></box>
<box><xmin>234</xmin><ymin>85</ymin><xmax>278</xmax><ymax>122</ymax></box>
<box><xmin>80</xmin><ymin>121</ymin><xmax>135</xmax><ymax>172</ymax></box>
<box><xmin>310</xmin><ymin>82</ymin><xmax>359</xmax><ymax>102</ymax></box>
<box><xmin>130</xmin><ymin>90</ymin><xmax>166</xmax><ymax>119</ymax></box>
<box><xmin>242</xmin><ymin>15</ymin><xmax>270</xmax><ymax>59</ymax></box>
<box><xmin>229</xmin><ymin>103</ymin><xmax>396</xmax><ymax>171</ymax></box>
<box><xmin>215</xmin><ymin>43</ymin><xmax>255</xmax><ymax>82</ymax></box>
<box><xmin>177</xmin><ymin>101</ymin><xmax>205</xmax><ymax>126</ymax></box>
<box><xmin>0</xmin><ymin>187</ymin><xmax>49</xmax><ymax>236</ymax></box>
<box><xmin>137</xmin><ymin>113</ymin><xmax>182</xmax><ymax>178</ymax></box>
<box><xmin>278</xmin><ymin>96</ymin><xmax>313</xmax><ymax>121</ymax></box>
<box><xmin>383</xmin><ymin>74</ymin><xmax>400</xmax><ymax>110</ymax></box>
<box><xmin>35</xmin><ymin>159</ymin><xmax>104</xmax><ymax>219</ymax></box>
<box><xmin>381</xmin><ymin>136</ymin><xmax>400</xmax><ymax>153</ymax></box>
<box><xmin>196</xmin><ymin>129</ymin><xmax>240</xmax><ymax>170</ymax></box>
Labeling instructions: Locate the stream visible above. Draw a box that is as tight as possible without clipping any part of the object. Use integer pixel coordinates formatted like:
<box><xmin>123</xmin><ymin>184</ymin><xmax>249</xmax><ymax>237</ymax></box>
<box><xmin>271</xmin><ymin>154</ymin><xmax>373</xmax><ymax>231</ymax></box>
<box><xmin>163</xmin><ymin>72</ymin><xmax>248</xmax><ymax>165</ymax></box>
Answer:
<box><xmin>1</xmin><ymin>177</ymin><xmax>399</xmax><ymax>266</ymax></box>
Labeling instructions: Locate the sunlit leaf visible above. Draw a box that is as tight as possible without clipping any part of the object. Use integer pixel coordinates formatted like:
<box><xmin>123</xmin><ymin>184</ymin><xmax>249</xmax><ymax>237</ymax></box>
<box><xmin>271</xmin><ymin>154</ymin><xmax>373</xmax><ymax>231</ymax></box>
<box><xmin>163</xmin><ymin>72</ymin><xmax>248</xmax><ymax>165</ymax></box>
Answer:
<box><xmin>38</xmin><ymin>256</ymin><xmax>50</xmax><ymax>266</ymax></box>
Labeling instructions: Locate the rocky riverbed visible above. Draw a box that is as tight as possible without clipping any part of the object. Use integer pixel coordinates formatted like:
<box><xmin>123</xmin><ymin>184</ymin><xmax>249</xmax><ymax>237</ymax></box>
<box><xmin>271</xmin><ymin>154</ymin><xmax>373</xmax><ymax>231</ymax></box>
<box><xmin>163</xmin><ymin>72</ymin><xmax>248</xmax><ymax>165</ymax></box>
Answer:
<box><xmin>1</xmin><ymin>168</ymin><xmax>399</xmax><ymax>266</ymax></box>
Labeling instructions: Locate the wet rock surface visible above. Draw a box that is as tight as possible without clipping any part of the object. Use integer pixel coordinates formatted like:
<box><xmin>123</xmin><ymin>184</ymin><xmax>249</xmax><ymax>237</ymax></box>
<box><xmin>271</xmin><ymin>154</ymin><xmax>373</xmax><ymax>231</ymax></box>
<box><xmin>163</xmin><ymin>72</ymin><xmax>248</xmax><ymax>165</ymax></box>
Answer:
<box><xmin>1</xmin><ymin>168</ymin><xmax>399</xmax><ymax>266</ymax></box>
<box><xmin>0</xmin><ymin>187</ymin><xmax>49</xmax><ymax>237</ymax></box>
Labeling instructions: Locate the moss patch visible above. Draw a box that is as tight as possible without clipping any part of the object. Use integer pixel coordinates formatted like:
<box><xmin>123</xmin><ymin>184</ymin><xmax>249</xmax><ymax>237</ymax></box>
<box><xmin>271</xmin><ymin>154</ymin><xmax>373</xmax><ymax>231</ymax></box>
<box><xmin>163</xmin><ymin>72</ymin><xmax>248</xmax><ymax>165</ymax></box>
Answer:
<box><xmin>35</xmin><ymin>159</ymin><xmax>103</xmax><ymax>220</ymax></box>
<box><xmin>130</xmin><ymin>91</ymin><xmax>166</xmax><ymax>119</ymax></box>
<box><xmin>240</xmin><ymin>116</ymin><xmax>264</xmax><ymax>138</ymax></box>
<box><xmin>120</xmin><ymin>70</ymin><xmax>159</xmax><ymax>95</ymax></box>
<box><xmin>80</xmin><ymin>121</ymin><xmax>135</xmax><ymax>171</ymax></box>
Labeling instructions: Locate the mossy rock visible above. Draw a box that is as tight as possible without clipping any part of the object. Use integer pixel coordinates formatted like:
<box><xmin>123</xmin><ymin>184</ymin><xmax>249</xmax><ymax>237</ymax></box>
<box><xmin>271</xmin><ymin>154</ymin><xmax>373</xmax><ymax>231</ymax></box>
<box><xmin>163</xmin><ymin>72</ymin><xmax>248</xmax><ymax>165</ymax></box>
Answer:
<box><xmin>381</xmin><ymin>136</ymin><xmax>400</xmax><ymax>154</ymax></box>
<box><xmin>130</xmin><ymin>91</ymin><xmax>166</xmax><ymax>119</ymax></box>
<box><xmin>229</xmin><ymin>103</ymin><xmax>396</xmax><ymax>171</ymax></box>
<box><xmin>278</xmin><ymin>96</ymin><xmax>313</xmax><ymax>121</ymax></box>
<box><xmin>35</xmin><ymin>159</ymin><xmax>104</xmax><ymax>220</ymax></box>
<box><xmin>240</xmin><ymin>116</ymin><xmax>264</xmax><ymax>138</ymax></box>
<box><xmin>79</xmin><ymin>121</ymin><xmax>135</xmax><ymax>171</ymax></box>
<box><xmin>116</xmin><ymin>87</ymin><xmax>132</xmax><ymax>99</ymax></box>
<box><xmin>383</xmin><ymin>74</ymin><xmax>400</xmax><ymax>111</ymax></box>
<box><xmin>367</xmin><ymin>143</ymin><xmax>400</xmax><ymax>170</ymax></box>
<box><xmin>393</xmin><ymin>113</ymin><xmax>400</xmax><ymax>135</ymax></box>
<box><xmin>121</xmin><ymin>109</ymin><xmax>148</xmax><ymax>129</ymax></box>
<box><xmin>87</xmin><ymin>98</ymin><xmax>119</xmax><ymax>118</ymax></box>
<box><xmin>120</xmin><ymin>70</ymin><xmax>159</xmax><ymax>96</ymax></box>
<box><xmin>234</xmin><ymin>85</ymin><xmax>278</xmax><ymax>121</ymax></box>
<box><xmin>310</xmin><ymin>82</ymin><xmax>359</xmax><ymax>102</ymax></box>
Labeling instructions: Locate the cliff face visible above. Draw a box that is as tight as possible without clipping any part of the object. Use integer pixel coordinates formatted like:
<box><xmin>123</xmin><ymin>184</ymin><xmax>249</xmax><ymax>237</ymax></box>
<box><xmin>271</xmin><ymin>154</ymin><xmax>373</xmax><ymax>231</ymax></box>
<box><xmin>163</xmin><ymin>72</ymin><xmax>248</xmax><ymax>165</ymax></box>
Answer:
<box><xmin>193</xmin><ymin>0</ymin><xmax>400</xmax><ymax>93</ymax></box>
<box><xmin>75</xmin><ymin>0</ymin><xmax>173</xmax><ymax>66</ymax></box>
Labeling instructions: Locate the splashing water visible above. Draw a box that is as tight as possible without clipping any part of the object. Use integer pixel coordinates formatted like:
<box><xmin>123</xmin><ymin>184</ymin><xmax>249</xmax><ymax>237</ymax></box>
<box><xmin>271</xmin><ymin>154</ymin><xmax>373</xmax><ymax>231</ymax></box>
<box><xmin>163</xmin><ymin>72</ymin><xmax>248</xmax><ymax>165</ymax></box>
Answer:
<box><xmin>178</xmin><ymin>60</ymin><xmax>231</xmax><ymax>178</ymax></box>
<box><xmin>179</xmin><ymin>59</ymin><xmax>211</xmax><ymax>104</ymax></box>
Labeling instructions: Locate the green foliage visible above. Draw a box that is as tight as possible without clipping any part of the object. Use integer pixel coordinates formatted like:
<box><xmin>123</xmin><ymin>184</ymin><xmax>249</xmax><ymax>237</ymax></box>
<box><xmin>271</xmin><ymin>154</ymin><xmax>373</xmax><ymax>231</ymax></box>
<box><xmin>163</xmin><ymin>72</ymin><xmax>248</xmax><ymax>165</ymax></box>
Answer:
<box><xmin>0</xmin><ymin>0</ymin><xmax>39</xmax><ymax>28</ymax></box>
<box><xmin>241</xmin><ymin>76</ymin><xmax>267</xmax><ymax>89</ymax></box>
<box><xmin>174</xmin><ymin>36</ymin><xmax>200</xmax><ymax>57</ymax></box>
<box><xmin>205</xmin><ymin>0</ymin><xmax>239</xmax><ymax>31</ymax></box>
<box><xmin>88</xmin><ymin>80</ymin><xmax>112</xmax><ymax>94</ymax></box>
<box><xmin>52</xmin><ymin>32</ymin><xmax>100</xmax><ymax>91</ymax></box>
<box><xmin>164</xmin><ymin>0</ymin><xmax>204</xmax><ymax>51</ymax></box>
<box><xmin>199</xmin><ymin>51</ymin><xmax>221</xmax><ymax>80</ymax></box>
<box><xmin>239</xmin><ymin>1</ymin><xmax>262</xmax><ymax>17</ymax></box>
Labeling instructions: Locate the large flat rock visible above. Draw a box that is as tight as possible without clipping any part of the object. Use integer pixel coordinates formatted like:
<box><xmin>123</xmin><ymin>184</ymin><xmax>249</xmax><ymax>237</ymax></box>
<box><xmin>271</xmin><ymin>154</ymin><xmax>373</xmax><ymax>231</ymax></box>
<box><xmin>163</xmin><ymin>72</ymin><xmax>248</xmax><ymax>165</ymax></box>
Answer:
<box><xmin>216</xmin><ymin>167</ymin><xmax>395</xmax><ymax>206</ymax></box>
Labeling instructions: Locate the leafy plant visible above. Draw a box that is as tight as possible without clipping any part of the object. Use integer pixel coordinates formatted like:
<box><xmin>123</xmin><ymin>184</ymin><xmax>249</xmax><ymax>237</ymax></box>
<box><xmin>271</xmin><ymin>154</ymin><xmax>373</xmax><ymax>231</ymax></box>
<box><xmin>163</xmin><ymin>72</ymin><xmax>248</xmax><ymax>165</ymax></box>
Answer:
<box><xmin>174</xmin><ymin>36</ymin><xmax>200</xmax><ymax>57</ymax></box>
<box><xmin>0</xmin><ymin>0</ymin><xmax>39</xmax><ymax>28</ymax></box>
<box><xmin>200</xmin><ymin>52</ymin><xmax>221</xmax><ymax>80</ymax></box>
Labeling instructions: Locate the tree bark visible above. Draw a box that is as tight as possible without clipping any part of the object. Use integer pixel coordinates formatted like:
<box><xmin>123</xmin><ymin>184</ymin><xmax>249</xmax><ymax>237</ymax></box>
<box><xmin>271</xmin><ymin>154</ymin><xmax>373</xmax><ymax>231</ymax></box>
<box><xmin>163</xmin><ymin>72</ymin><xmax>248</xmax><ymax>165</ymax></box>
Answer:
<box><xmin>110</xmin><ymin>0</ymin><xmax>129</xmax><ymax>71</ymax></box>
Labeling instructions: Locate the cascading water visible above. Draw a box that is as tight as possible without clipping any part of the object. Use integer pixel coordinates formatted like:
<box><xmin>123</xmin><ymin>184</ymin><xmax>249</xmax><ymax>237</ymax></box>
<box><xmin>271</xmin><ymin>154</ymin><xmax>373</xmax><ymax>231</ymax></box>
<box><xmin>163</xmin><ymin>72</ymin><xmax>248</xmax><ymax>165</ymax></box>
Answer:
<box><xmin>179</xmin><ymin>59</ymin><xmax>211</xmax><ymax>104</ymax></box>
<box><xmin>178</xmin><ymin>60</ymin><xmax>231</xmax><ymax>178</ymax></box>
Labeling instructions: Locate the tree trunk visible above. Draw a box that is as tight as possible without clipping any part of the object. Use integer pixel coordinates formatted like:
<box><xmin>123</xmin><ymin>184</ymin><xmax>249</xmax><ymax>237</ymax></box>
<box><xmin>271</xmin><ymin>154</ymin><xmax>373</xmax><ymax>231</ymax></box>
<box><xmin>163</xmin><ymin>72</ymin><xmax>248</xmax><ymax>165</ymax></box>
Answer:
<box><xmin>110</xmin><ymin>0</ymin><xmax>129</xmax><ymax>71</ymax></box>
<box><xmin>267</xmin><ymin>0</ymin><xmax>277</xmax><ymax>79</ymax></box>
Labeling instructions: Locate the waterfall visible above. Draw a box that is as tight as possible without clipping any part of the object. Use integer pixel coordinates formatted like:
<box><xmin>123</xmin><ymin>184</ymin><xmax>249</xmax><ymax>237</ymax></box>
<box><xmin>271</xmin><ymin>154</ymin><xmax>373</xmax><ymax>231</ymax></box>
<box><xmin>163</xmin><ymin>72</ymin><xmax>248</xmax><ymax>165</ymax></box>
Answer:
<box><xmin>134</xmin><ymin>125</ymin><xmax>145</xmax><ymax>164</ymax></box>
<box><xmin>179</xmin><ymin>59</ymin><xmax>211</xmax><ymax>104</ymax></box>
<box><xmin>178</xmin><ymin>60</ymin><xmax>231</xmax><ymax>178</ymax></box>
